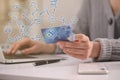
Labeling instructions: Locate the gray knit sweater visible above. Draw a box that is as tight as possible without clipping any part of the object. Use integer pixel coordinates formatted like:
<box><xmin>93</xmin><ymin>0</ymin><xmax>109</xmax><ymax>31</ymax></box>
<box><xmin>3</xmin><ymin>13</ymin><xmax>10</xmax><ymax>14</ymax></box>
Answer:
<box><xmin>56</xmin><ymin>0</ymin><xmax>120</xmax><ymax>61</ymax></box>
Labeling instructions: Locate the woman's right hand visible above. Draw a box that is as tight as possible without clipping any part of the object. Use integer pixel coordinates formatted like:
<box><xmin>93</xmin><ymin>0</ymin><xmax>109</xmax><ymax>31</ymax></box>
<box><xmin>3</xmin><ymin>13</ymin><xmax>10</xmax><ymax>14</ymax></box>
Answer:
<box><xmin>6</xmin><ymin>38</ymin><xmax>56</xmax><ymax>55</ymax></box>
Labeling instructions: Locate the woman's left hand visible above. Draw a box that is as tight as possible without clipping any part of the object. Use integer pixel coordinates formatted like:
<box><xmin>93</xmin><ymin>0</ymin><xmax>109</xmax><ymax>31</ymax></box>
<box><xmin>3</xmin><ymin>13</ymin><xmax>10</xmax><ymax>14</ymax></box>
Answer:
<box><xmin>57</xmin><ymin>34</ymin><xmax>100</xmax><ymax>60</ymax></box>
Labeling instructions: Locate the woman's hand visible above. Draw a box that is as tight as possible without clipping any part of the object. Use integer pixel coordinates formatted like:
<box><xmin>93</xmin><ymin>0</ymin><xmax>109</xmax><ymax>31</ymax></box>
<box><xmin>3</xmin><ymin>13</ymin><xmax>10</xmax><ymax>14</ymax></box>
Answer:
<box><xmin>6</xmin><ymin>38</ymin><xmax>56</xmax><ymax>55</ymax></box>
<box><xmin>57</xmin><ymin>34</ymin><xmax>101</xmax><ymax>60</ymax></box>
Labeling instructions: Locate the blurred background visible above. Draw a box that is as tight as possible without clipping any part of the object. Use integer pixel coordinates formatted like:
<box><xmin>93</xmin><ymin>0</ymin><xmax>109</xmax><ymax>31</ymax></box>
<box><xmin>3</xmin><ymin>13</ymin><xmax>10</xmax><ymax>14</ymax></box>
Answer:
<box><xmin>0</xmin><ymin>0</ymin><xmax>82</xmax><ymax>44</ymax></box>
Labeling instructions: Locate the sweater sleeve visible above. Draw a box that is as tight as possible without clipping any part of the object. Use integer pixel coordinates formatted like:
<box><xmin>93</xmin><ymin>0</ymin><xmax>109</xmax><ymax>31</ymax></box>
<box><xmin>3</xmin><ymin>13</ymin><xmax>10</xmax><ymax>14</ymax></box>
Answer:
<box><xmin>95</xmin><ymin>38</ymin><xmax>120</xmax><ymax>61</ymax></box>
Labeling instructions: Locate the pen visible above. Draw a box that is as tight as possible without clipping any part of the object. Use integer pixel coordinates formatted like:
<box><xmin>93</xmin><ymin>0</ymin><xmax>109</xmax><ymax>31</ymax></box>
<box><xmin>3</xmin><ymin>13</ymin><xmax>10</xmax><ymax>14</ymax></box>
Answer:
<box><xmin>33</xmin><ymin>59</ymin><xmax>61</xmax><ymax>66</ymax></box>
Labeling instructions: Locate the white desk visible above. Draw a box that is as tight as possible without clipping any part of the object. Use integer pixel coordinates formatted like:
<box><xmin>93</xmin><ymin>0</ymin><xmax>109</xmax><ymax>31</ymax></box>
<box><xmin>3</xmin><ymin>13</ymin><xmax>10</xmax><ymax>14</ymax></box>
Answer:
<box><xmin>0</xmin><ymin>54</ymin><xmax>120</xmax><ymax>80</ymax></box>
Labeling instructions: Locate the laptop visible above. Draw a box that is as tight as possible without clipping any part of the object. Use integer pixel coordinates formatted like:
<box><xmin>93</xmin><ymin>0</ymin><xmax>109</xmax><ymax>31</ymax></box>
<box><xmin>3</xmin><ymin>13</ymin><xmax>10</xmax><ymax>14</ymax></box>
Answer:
<box><xmin>0</xmin><ymin>44</ymin><xmax>65</xmax><ymax>64</ymax></box>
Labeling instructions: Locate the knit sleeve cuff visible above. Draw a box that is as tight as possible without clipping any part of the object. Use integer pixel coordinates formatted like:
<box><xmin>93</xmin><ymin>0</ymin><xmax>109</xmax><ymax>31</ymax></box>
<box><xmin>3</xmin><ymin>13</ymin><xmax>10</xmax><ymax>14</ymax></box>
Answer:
<box><xmin>94</xmin><ymin>38</ymin><xmax>112</xmax><ymax>61</ymax></box>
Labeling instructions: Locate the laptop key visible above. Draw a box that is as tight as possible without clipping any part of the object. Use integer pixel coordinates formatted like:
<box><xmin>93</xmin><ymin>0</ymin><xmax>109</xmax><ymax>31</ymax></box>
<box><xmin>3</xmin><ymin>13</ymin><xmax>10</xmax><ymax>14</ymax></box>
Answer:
<box><xmin>4</xmin><ymin>54</ymin><xmax>36</xmax><ymax>59</ymax></box>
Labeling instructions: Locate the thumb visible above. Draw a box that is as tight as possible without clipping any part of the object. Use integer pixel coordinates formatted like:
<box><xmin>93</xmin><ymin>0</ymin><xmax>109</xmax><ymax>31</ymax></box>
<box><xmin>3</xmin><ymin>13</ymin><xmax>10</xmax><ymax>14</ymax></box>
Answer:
<box><xmin>75</xmin><ymin>34</ymin><xmax>89</xmax><ymax>42</ymax></box>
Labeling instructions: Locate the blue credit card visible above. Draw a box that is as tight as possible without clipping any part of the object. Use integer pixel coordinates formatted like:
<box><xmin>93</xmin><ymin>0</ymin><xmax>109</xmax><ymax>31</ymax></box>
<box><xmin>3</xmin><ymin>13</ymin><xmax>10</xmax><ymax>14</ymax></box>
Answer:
<box><xmin>41</xmin><ymin>25</ymin><xmax>73</xmax><ymax>44</ymax></box>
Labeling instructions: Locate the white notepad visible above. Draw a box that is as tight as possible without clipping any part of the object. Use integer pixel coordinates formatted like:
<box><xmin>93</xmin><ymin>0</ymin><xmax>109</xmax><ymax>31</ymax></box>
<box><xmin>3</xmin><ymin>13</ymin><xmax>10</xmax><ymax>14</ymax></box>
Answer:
<box><xmin>77</xmin><ymin>63</ymin><xmax>109</xmax><ymax>75</ymax></box>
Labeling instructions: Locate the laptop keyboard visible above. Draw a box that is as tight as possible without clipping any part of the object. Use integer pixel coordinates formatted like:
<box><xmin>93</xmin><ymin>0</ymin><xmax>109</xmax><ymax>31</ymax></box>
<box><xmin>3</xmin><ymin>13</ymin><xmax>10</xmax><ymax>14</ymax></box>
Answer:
<box><xmin>4</xmin><ymin>54</ymin><xmax>36</xmax><ymax>59</ymax></box>
<box><xmin>0</xmin><ymin>44</ymin><xmax>36</xmax><ymax>59</ymax></box>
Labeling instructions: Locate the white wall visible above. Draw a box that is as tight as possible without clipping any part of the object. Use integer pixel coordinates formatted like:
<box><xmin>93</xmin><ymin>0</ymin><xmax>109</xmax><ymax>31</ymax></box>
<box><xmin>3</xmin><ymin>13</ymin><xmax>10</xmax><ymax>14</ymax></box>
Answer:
<box><xmin>43</xmin><ymin>0</ymin><xmax>82</xmax><ymax>27</ymax></box>
<box><xmin>0</xmin><ymin>0</ymin><xmax>83</xmax><ymax>43</ymax></box>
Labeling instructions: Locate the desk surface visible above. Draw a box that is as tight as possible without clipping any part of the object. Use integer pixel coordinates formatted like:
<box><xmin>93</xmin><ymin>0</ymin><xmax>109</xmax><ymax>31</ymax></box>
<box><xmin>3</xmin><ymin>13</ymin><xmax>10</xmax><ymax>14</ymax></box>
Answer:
<box><xmin>0</xmin><ymin>54</ymin><xmax>120</xmax><ymax>80</ymax></box>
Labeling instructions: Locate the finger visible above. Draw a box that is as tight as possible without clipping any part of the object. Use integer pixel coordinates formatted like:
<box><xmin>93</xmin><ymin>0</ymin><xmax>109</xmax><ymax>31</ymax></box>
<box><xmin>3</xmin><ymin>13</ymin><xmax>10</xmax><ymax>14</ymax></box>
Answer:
<box><xmin>63</xmin><ymin>49</ymin><xmax>89</xmax><ymax>60</ymax></box>
<box><xmin>21</xmin><ymin>46</ymin><xmax>36</xmax><ymax>54</ymax></box>
<box><xmin>70</xmin><ymin>53</ymin><xmax>88</xmax><ymax>60</ymax></box>
<box><xmin>63</xmin><ymin>48</ymin><xmax>90</xmax><ymax>60</ymax></box>
<box><xmin>75</xmin><ymin>34</ymin><xmax>89</xmax><ymax>42</ymax></box>
<box><xmin>63</xmin><ymin>48</ymin><xmax>87</xmax><ymax>55</ymax></box>
<box><xmin>63</xmin><ymin>49</ymin><xmax>86</xmax><ymax>60</ymax></box>
<box><xmin>6</xmin><ymin>44</ymin><xmax>16</xmax><ymax>54</ymax></box>
<box><xmin>63</xmin><ymin>42</ymin><xmax>90</xmax><ymax>49</ymax></box>
<box><xmin>11</xmin><ymin>44</ymin><xmax>21</xmax><ymax>54</ymax></box>
<box><xmin>6</xmin><ymin>47</ymin><xmax>12</xmax><ymax>54</ymax></box>
<box><xmin>57</xmin><ymin>41</ymin><xmax>90</xmax><ymax>49</ymax></box>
